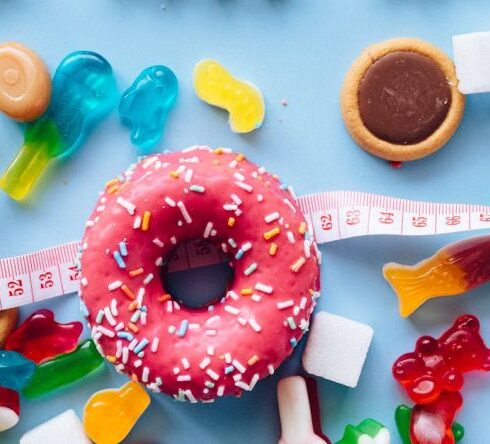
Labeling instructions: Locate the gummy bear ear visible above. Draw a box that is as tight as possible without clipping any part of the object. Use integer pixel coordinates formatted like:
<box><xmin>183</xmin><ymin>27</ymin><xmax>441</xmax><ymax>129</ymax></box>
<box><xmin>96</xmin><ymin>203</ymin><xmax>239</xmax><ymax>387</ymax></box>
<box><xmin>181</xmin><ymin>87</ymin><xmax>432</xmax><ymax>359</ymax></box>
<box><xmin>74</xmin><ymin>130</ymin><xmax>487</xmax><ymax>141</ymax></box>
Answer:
<box><xmin>455</xmin><ymin>314</ymin><xmax>480</xmax><ymax>332</ymax></box>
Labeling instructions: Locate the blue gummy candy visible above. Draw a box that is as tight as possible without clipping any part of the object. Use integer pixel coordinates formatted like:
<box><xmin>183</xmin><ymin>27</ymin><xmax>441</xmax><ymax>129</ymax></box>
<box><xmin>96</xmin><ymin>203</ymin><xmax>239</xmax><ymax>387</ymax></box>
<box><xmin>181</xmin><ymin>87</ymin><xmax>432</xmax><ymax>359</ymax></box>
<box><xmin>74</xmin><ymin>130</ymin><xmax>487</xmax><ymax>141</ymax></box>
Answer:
<box><xmin>119</xmin><ymin>65</ymin><xmax>178</xmax><ymax>153</ymax></box>
<box><xmin>40</xmin><ymin>50</ymin><xmax>119</xmax><ymax>158</ymax></box>
<box><xmin>0</xmin><ymin>350</ymin><xmax>36</xmax><ymax>390</ymax></box>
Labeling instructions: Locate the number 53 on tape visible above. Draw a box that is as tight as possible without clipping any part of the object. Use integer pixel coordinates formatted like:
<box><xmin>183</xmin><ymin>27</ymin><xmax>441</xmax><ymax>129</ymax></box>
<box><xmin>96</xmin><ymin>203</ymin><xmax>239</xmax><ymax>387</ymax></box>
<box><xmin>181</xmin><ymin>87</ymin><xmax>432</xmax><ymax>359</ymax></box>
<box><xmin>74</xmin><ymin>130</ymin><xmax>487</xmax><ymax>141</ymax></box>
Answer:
<box><xmin>2</xmin><ymin>191</ymin><xmax>490</xmax><ymax>309</ymax></box>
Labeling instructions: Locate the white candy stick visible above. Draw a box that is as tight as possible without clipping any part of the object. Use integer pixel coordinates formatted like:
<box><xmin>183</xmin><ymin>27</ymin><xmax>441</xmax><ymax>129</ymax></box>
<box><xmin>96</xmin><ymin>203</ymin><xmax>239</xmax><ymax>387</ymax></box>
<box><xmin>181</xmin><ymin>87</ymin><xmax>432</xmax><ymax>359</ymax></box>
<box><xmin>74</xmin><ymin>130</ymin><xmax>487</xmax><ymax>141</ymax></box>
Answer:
<box><xmin>277</xmin><ymin>376</ymin><xmax>327</xmax><ymax>444</ymax></box>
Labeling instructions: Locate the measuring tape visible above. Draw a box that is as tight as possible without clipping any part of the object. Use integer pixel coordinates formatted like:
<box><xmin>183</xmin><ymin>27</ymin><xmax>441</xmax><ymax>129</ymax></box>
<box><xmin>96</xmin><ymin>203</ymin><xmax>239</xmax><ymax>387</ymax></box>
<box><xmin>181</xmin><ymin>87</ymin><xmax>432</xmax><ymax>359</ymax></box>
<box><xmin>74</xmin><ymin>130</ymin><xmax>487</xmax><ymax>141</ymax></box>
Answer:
<box><xmin>2</xmin><ymin>191</ymin><xmax>490</xmax><ymax>310</ymax></box>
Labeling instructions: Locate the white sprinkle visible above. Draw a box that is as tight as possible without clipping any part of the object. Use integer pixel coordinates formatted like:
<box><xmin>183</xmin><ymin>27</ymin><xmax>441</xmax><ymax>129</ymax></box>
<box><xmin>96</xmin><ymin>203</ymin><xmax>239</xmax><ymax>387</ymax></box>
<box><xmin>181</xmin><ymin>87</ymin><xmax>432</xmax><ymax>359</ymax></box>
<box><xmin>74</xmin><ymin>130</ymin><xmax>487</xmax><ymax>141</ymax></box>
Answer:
<box><xmin>284</xmin><ymin>198</ymin><xmax>297</xmax><ymax>213</ymax></box>
<box><xmin>97</xmin><ymin>326</ymin><xmax>115</xmax><ymax>337</ymax></box>
<box><xmin>233</xmin><ymin>374</ymin><xmax>242</xmax><ymax>382</ymax></box>
<box><xmin>223</xmin><ymin>203</ymin><xmax>238</xmax><ymax>211</ymax></box>
<box><xmin>170</xmin><ymin>236</ymin><xmax>177</xmax><ymax>244</ymax></box>
<box><xmin>184</xmin><ymin>168</ymin><xmax>193</xmax><ymax>183</ymax></box>
<box><xmin>205</xmin><ymin>315</ymin><xmax>220</xmax><ymax>326</ymax></box>
<box><xmin>225</xmin><ymin>305</ymin><xmax>240</xmax><ymax>315</ymax></box>
<box><xmin>104</xmin><ymin>307</ymin><xmax>117</xmax><ymax>326</ymax></box>
<box><xmin>205</xmin><ymin>329</ymin><xmax>217</xmax><ymax>336</ymax></box>
<box><xmin>207</xmin><ymin>346</ymin><xmax>215</xmax><ymax>356</ymax></box>
<box><xmin>85</xmin><ymin>220</ymin><xmax>95</xmax><ymax>227</ymax></box>
<box><xmin>177</xmin><ymin>201</ymin><xmax>192</xmax><ymax>224</ymax></box>
<box><xmin>142</xmin><ymin>367</ymin><xmax>150</xmax><ymax>383</ymax></box>
<box><xmin>122</xmin><ymin>347</ymin><xmax>129</xmax><ymax>364</ymax></box>
<box><xmin>268</xmin><ymin>364</ymin><xmax>275</xmax><ymax>375</ymax></box>
<box><xmin>203</xmin><ymin>222</ymin><xmax>214</xmax><ymax>238</ymax></box>
<box><xmin>115</xmin><ymin>322</ymin><xmax>124</xmax><ymax>331</ymax></box>
<box><xmin>217</xmin><ymin>386</ymin><xmax>225</xmax><ymax>396</ymax></box>
<box><xmin>185</xmin><ymin>389</ymin><xmax>197</xmax><ymax>403</ymax></box>
<box><xmin>108</xmin><ymin>281</ymin><xmax>122</xmax><ymax>291</ymax></box>
<box><xmin>177</xmin><ymin>375</ymin><xmax>191</xmax><ymax>382</ymax></box>
<box><xmin>227</xmin><ymin>291</ymin><xmax>239</xmax><ymax>301</ymax></box>
<box><xmin>116</xmin><ymin>340</ymin><xmax>123</xmax><ymax>358</ymax></box>
<box><xmin>199</xmin><ymin>357</ymin><xmax>211</xmax><ymax>370</ymax></box>
<box><xmin>210</xmin><ymin>229</ymin><xmax>217</xmax><ymax>237</ymax></box>
<box><xmin>189</xmin><ymin>323</ymin><xmax>200</xmax><ymax>330</ymax></box>
<box><xmin>206</xmin><ymin>369</ymin><xmax>220</xmax><ymax>381</ymax></box>
<box><xmin>228</xmin><ymin>238</ymin><xmax>237</xmax><ymax>248</ymax></box>
<box><xmin>137</xmin><ymin>288</ymin><xmax>145</xmax><ymax>307</ymax></box>
<box><xmin>116</xmin><ymin>197</ymin><xmax>136</xmax><ymax>215</ymax></box>
<box><xmin>181</xmin><ymin>358</ymin><xmax>190</xmax><ymax>369</ymax></box>
<box><xmin>110</xmin><ymin>299</ymin><xmax>118</xmax><ymax>316</ymax></box>
<box><xmin>249</xmin><ymin>373</ymin><xmax>260</xmax><ymax>390</ymax></box>
<box><xmin>304</xmin><ymin>240</ymin><xmax>311</xmax><ymax>258</ymax></box>
<box><xmin>277</xmin><ymin>300</ymin><xmax>294</xmax><ymax>310</ymax></box>
<box><xmin>232</xmin><ymin>359</ymin><xmax>246</xmax><ymax>373</ymax></box>
<box><xmin>230</xmin><ymin>193</ymin><xmax>242</xmax><ymax>205</ymax></box>
<box><xmin>143</xmin><ymin>156</ymin><xmax>158</xmax><ymax>168</ymax></box>
<box><xmin>179</xmin><ymin>156</ymin><xmax>199</xmax><ymax>163</ymax></box>
<box><xmin>143</xmin><ymin>273</ymin><xmax>154</xmax><ymax>285</ymax></box>
<box><xmin>155</xmin><ymin>257</ymin><xmax>163</xmax><ymax>266</ymax></box>
<box><xmin>249</xmin><ymin>319</ymin><xmax>262</xmax><ymax>332</ymax></box>
<box><xmin>293</xmin><ymin>306</ymin><xmax>300</xmax><ymax>316</ymax></box>
<box><xmin>234</xmin><ymin>172</ymin><xmax>245</xmax><ymax>181</ymax></box>
<box><xmin>265</xmin><ymin>212</ymin><xmax>280</xmax><ymax>223</ymax></box>
<box><xmin>165</xmin><ymin>196</ymin><xmax>176</xmax><ymax>207</ymax></box>
<box><xmin>234</xmin><ymin>209</ymin><xmax>242</xmax><ymax>217</ymax></box>
<box><xmin>168</xmin><ymin>325</ymin><xmax>176</xmax><ymax>333</ymax></box>
<box><xmin>237</xmin><ymin>317</ymin><xmax>247</xmax><ymax>326</ymax></box>
<box><xmin>81</xmin><ymin>277</ymin><xmax>88</xmax><ymax>287</ymax></box>
<box><xmin>255</xmin><ymin>283</ymin><xmax>273</xmax><ymax>294</ymax></box>
<box><xmin>235</xmin><ymin>181</ymin><xmax>253</xmax><ymax>192</ymax></box>
<box><xmin>257</xmin><ymin>194</ymin><xmax>264</xmax><ymax>202</ymax></box>
<box><xmin>235</xmin><ymin>381</ymin><xmax>251</xmax><ymax>391</ymax></box>
<box><xmin>133</xmin><ymin>216</ymin><xmax>142</xmax><ymax>229</ymax></box>
<box><xmin>128</xmin><ymin>338</ymin><xmax>138</xmax><ymax>351</ymax></box>
<box><xmin>151</xmin><ymin>338</ymin><xmax>160</xmax><ymax>353</ymax></box>
<box><xmin>229</xmin><ymin>160</ymin><xmax>238</xmax><ymax>168</ymax></box>
<box><xmin>300</xmin><ymin>296</ymin><xmax>307</xmax><ymax>310</ymax></box>
<box><xmin>134</xmin><ymin>359</ymin><xmax>143</xmax><ymax>368</ymax></box>
<box><xmin>173</xmin><ymin>367</ymin><xmax>180</xmax><ymax>375</ymax></box>
<box><xmin>225</xmin><ymin>353</ymin><xmax>232</xmax><ymax>364</ymax></box>
<box><xmin>251</xmin><ymin>294</ymin><xmax>262</xmax><ymax>302</ymax></box>
<box><xmin>287</xmin><ymin>231</ymin><xmax>295</xmax><ymax>243</ymax></box>
<box><xmin>153</xmin><ymin>238</ymin><xmax>164</xmax><ymax>248</ymax></box>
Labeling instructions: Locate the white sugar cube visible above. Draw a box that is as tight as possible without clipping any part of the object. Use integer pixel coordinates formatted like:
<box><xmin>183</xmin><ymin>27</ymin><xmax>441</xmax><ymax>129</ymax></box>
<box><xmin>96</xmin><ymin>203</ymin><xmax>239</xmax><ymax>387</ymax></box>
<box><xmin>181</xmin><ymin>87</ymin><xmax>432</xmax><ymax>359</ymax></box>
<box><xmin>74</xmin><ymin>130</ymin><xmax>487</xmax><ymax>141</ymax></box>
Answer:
<box><xmin>302</xmin><ymin>312</ymin><xmax>373</xmax><ymax>388</ymax></box>
<box><xmin>453</xmin><ymin>31</ymin><xmax>490</xmax><ymax>94</ymax></box>
<box><xmin>20</xmin><ymin>409</ymin><xmax>91</xmax><ymax>444</ymax></box>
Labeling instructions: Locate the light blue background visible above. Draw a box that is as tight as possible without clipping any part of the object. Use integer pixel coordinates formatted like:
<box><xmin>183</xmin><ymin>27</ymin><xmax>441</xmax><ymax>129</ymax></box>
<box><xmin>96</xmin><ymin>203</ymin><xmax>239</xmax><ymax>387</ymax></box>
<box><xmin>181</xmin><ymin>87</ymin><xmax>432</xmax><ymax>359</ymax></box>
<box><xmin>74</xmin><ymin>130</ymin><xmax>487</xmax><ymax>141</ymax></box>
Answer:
<box><xmin>1</xmin><ymin>1</ymin><xmax>490</xmax><ymax>442</ymax></box>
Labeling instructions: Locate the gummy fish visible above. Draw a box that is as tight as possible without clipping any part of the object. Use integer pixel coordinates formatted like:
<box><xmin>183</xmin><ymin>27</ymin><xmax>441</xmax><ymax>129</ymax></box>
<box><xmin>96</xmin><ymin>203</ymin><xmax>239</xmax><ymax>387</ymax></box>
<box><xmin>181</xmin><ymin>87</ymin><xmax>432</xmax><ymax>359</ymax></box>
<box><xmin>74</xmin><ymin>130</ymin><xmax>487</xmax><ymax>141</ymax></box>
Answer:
<box><xmin>383</xmin><ymin>235</ymin><xmax>490</xmax><ymax>317</ymax></box>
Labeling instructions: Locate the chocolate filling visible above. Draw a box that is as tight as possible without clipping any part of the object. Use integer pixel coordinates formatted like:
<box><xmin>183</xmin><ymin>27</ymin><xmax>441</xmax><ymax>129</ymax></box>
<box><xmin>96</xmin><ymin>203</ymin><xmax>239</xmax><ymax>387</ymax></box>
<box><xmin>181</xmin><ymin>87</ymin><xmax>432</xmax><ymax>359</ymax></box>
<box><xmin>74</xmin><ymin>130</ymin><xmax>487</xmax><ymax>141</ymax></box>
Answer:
<box><xmin>358</xmin><ymin>51</ymin><xmax>451</xmax><ymax>145</ymax></box>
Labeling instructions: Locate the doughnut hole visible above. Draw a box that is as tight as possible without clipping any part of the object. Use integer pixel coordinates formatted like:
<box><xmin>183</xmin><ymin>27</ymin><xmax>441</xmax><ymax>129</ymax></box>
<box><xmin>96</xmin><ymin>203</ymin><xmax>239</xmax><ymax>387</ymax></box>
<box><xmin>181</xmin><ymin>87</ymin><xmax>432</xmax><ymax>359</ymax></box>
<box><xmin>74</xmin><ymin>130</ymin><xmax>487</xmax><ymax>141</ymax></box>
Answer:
<box><xmin>161</xmin><ymin>238</ymin><xmax>234</xmax><ymax>309</ymax></box>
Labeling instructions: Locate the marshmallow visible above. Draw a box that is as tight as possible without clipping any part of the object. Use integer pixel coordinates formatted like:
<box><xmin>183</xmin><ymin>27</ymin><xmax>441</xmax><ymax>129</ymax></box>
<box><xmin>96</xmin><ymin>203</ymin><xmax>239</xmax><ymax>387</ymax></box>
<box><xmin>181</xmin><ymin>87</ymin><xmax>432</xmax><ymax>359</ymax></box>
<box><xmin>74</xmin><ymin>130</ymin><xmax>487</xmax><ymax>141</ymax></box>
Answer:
<box><xmin>302</xmin><ymin>312</ymin><xmax>373</xmax><ymax>388</ymax></box>
<box><xmin>20</xmin><ymin>409</ymin><xmax>91</xmax><ymax>444</ymax></box>
<box><xmin>453</xmin><ymin>32</ymin><xmax>490</xmax><ymax>94</ymax></box>
<box><xmin>277</xmin><ymin>376</ymin><xmax>328</xmax><ymax>444</ymax></box>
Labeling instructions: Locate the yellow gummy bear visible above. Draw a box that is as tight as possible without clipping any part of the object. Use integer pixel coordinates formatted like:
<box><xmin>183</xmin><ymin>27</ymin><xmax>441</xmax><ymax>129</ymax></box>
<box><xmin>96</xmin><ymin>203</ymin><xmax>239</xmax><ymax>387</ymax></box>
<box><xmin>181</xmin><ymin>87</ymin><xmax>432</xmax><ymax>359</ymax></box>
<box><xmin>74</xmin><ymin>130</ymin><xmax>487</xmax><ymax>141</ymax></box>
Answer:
<box><xmin>83</xmin><ymin>381</ymin><xmax>150</xmax><ymax>444</ymax></box>
<box><xmin>193</xmin><ymin>59</ymin><xmax>265</xmax><ymax>133</ymax></box>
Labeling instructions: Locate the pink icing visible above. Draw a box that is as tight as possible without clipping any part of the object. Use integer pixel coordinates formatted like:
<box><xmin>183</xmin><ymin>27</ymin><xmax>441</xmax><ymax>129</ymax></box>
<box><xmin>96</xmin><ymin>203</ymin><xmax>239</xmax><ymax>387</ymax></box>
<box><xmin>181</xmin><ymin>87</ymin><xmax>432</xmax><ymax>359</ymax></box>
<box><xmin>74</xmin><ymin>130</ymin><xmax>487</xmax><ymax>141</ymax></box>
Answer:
<box><xmin>80</xmin><ymin>146</ymin><xmax>321</xmax><ymax>402</ymax></box>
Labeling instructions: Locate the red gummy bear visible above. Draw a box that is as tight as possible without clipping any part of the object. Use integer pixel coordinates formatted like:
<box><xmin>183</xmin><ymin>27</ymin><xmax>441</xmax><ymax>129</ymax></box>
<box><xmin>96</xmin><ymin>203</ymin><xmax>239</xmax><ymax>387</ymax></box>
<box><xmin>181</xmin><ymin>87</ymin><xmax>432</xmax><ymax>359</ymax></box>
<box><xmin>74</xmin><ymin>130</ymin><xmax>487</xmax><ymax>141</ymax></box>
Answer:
<box><xmin>5</xmin><ymin>309</ymin><xmax>83</xmax><ymax>364</ymax></box>
<box><xmin>0</xmin><ymin>386</ymin><xmax>20</xmax><ymax>431</ymax></box>
<box><xmin>393</xmin><ymin>314</ymin><xmax>490</xmax><ymax>404</ymax></box>
<box><xmin>411</xmin><ymin>391</ymin><xmax>463</xmax><ymax>444</ymax></box>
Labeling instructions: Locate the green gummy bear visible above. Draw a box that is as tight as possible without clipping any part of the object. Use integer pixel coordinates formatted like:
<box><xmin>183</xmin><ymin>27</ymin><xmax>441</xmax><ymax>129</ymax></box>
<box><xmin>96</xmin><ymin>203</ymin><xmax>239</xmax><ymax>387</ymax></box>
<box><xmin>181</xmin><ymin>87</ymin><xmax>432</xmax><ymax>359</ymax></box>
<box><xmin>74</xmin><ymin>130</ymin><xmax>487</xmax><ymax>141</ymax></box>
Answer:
<box><xmin>336</xmin><ymin>418</ymin><xmax>389</xmax><ymax>444</ymax></box>
<box><xmin>395</xmin><ymin>404</ymin><xmax>464</xmax><ymax>443</ymax></box>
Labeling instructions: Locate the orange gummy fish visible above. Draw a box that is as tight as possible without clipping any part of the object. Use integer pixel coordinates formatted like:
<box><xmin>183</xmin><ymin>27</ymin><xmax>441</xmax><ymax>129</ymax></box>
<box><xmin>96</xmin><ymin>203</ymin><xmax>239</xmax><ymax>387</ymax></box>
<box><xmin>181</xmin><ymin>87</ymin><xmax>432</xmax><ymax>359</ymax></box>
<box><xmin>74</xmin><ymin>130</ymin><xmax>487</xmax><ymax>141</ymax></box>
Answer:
<box><xmin>383</xmin><ymin>235</ymin><xmax>490</xmax><ymax>317</ymax></box>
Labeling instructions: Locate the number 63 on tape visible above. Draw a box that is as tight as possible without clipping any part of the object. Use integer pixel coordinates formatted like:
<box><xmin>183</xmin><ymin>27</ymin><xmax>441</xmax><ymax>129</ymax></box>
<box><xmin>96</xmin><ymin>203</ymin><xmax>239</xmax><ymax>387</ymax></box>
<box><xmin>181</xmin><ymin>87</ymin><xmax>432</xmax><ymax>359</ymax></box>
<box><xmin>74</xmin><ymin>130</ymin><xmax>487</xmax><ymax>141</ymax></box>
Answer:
<box><xmin>2</xmin><ymin>191</ymin><xmax>490</xmax><ymax>309</ymax></box>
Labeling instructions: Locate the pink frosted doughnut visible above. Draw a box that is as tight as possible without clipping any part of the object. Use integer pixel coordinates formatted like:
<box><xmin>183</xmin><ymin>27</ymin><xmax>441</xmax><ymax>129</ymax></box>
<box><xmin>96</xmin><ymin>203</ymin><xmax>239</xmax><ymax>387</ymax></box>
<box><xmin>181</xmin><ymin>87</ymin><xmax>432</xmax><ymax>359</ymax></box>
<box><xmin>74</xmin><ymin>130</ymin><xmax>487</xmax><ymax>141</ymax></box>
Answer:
<box><xmin>80</xmin><ymin>146</ymin><xmax>321</xmax><ymax>402</ymax></box>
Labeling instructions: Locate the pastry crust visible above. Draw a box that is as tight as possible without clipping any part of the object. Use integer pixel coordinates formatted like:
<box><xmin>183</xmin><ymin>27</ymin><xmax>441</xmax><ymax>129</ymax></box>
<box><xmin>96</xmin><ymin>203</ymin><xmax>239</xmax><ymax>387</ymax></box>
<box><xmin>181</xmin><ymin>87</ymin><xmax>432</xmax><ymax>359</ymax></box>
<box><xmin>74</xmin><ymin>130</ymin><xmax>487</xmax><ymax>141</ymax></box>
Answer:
<box><xmin>0</xmin><ymin>308</ymin><xmax>18</xmax><ymax>347</ymax></box>
<box><xmin>341</xmin><ymin>38</ymin><xmax>465</xmax><ymax>161</ymax></box>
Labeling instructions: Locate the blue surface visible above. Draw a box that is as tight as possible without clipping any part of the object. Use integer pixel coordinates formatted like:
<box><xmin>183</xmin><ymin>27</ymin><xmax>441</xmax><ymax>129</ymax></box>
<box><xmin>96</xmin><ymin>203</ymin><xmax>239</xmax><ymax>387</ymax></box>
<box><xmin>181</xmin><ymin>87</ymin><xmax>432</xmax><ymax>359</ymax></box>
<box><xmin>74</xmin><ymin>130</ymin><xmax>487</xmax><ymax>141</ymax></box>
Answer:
<box><xmin>1</xmin><ymin>1</ymin><xmax>490</xmax><ymax>442</ymax></box>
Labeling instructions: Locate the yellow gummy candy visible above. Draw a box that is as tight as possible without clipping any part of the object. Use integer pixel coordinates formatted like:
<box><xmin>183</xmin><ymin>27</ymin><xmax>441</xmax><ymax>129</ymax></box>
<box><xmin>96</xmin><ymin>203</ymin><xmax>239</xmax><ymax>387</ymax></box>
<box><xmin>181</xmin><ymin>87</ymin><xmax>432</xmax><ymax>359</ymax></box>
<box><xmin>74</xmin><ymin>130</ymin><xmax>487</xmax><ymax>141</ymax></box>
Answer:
<box><xmin>83</xmin><ymin>381</ymin><xmax>150</xmax><ymax>444</ymax></box>
<box><xmin>193</xmin><ymin>59</ymin><xmax>265</xmax><ymax>133</ymax></box>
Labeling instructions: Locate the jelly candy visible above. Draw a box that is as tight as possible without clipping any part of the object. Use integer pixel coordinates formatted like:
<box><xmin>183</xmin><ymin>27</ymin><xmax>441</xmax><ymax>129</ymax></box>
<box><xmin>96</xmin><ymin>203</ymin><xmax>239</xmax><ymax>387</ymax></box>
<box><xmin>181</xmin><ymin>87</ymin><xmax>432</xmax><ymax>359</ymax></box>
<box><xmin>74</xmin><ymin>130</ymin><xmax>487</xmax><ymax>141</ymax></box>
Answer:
<box><xmin>0</xmin><ymin>42</ymin><xmax>51</xmax><ymax>121</ymax></box>
<box><xmin>410</xmin><ymin>391</ymin><xmax>463</xmax><ymax>444</ymax></box>
<box><xmin>120</xmin><ymin>65</ymin><xmax>178</xmax><ymax>153</ymax></box>
<box><xmin>395</xmin><ymin>404</ymin><xmax>464</xmax><ymax>444</ymax></box>
<box><xmin>83</xmin><ymin>381</ymin><xmax>150</xmax><ymax>443</ymax></box>
<box><xmin>0</xmin><ymin>386</ymin><xmax>20</xmax><ymax>432</ymax></box>
<box><xmin>22</xmin><ymin>339</ymin><xmax>104</xmax><ymax>398</ymax></box>
<box><xmin>336</xmin><ymin>419</ymin><xmax>390</xmax><ymax>444</ymax></box>
<box><xmin>5</xmin><ymin>309</ymin><xmax>83</xmax><ymax>364</ymax></box>
<box><xmin>384</xmin><ymin>235</ymin><xmax>490</xmax><ymax>317</ymax></box>
<box><xmin>0</xmin><ymin>50</ymin><xmax>118</xmax><ymax>201</ymax></box>
<box><xmin>194</xmin><ymin>59</ymin><xmax>265</xmax><ymax>133</ymax></box>
<box><xmin>393</xmin><ymin>314</ymin><xmax>490</xmax><ymax>404</ymax></box>
<box><xmin>277</xmin><ymin>376</ymin><xmax>329</xmax><ymax>444</ymax></box>
<box><xmin>0</xmin><ymin>351</ymin><xmax>35</xmax><ymax>390</ymax></box>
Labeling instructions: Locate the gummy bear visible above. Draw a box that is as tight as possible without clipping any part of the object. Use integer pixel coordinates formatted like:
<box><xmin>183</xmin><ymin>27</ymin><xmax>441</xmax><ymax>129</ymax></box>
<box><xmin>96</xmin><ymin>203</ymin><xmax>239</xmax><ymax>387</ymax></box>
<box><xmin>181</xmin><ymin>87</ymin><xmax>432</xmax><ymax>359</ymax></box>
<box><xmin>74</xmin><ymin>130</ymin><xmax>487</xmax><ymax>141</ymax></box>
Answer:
<box><xmin>0</xmin><ymin>386</ymin><xmax>20</xmax><ymax>432</ymax></box>
<box><xmin>120</xmin><ymin>65</ymin><xmax>178</xmax><ymax>153</ymax></box>
<box><xmin>395</xmin><ymin>404</ymin><xmax>464</xmax><ymax>444</ymax></box>
<box><xmin>410</xmin><ymin>392</ymin><xmax>463</xmax><ymax>444</ymax></box>
<box><xmin>384</xmin><ymin>235</ymin><xmax>490</xmax><ymax>317</ymax></box>
<box><xmin>83</xmin><ymin>381</ymin><xmax>150</xmax><ymax>444</ymax></box>
<box><xmin>336</xmin><ymin>418</ymin><xmax>390</xmax><ymax>444</ymax></box>
<box><xmin>0</xmin><ymin>351</ymin><xmax>35</xmax><ymax>390</ymax></box>
<box><xmin>0</xmin><ymin>42</ymin><xmax>51</xmax><ymax>121</ymax></box>
<box><xmin>393</xmin><ymin>314</ymin><xmax>490</xmax><ymax>404</ymax></box>
<box><xmin>5</xmin><ymin>309</ymin><xmax>83</xmax><ymax>363</ymax></box>
<box><xmin>0</xmin><ymin>50</ymin><xmax>118</xmax><ymax>201</ymax></box>
<box><xmin>22</xmin><ymin>339</ymin><xmax>104</xmax><ymax>398</ymax></box>
<box><xmin>194</xmin><ymin>59</ymin><xmax>265</xmax><ymax>133</ymax></box>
